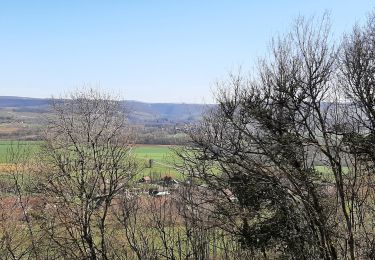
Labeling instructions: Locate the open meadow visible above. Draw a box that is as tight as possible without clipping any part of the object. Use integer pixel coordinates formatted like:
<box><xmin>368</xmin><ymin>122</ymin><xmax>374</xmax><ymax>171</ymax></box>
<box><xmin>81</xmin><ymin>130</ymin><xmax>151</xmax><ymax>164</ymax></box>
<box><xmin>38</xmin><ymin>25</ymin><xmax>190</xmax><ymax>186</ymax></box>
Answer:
<box><xmin>0</xmin><ymin>140</ymin><xmax>180</xmax><ymax>179</ymax></box>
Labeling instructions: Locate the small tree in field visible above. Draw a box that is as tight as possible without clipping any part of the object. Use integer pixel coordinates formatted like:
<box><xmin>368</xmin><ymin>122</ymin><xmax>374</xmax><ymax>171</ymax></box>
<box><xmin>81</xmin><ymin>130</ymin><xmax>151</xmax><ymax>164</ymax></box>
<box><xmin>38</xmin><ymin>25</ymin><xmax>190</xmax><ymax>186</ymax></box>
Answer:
<box><xmin>39</xmin><ymin>89</ymin><xmax>138</xmax><ymax>259</ymax></box>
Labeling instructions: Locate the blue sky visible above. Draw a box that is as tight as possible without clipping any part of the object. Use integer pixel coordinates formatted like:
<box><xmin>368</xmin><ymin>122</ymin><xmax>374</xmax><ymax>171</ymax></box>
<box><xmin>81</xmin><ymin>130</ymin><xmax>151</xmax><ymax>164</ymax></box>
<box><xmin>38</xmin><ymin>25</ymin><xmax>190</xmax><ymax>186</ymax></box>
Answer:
<box><xmin>0</xmin><ymin>1</ymin><xmax>374</xmax><ymax>103</ymax></box>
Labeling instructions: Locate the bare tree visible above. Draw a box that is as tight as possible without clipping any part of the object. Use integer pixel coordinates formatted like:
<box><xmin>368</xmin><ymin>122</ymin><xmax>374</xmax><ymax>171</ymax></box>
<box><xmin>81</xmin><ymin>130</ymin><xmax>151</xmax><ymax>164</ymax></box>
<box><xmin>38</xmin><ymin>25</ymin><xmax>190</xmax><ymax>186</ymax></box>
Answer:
<box><xmin>339</xmin><ymin>12</ymin><xmax>375</xmax><ymax>259</ymax></box>
<box><xmin>0</xmin><ymin>143</ymin><xmax>43</xmax><ymax>259</ymax></box>
<box><xmin>176</xmin><ymin>12</ymin><xmax>375</xmax><ymax>259</ymax></box>
<box><xmin>38</xmin><ymin>89</ymin><xmax>138</xmax><ymax>259</ymax></box>
<box><xmin>116</xmin><ymin>194</ymin><xmax>159</xmax><ymax>260</ymax></box>
<box><xmin>177</xmin><ymin>15</ymin><xmax>344</xmax><ymax>259</ymax></box>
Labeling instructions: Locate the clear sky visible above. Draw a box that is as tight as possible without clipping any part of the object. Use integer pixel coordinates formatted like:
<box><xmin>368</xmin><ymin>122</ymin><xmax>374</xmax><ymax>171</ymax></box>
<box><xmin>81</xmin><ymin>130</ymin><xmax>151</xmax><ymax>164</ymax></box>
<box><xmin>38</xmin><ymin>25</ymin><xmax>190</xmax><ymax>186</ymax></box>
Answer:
<box><xmin>0</xmin><ymin>1</ymin><xmax>374</xmax><ymax>103</ymax></box>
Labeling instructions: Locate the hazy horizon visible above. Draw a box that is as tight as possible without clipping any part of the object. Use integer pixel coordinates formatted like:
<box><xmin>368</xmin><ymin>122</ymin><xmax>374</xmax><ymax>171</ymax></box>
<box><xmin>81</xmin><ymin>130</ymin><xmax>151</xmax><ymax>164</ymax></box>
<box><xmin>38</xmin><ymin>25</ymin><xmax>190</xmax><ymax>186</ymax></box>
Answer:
<box><xmin>0</xmin><ymin>94</ymin><xmax>213</xmax><ymax>105</ymax></box>
<box><xmin>1</xmin><ymin>1</ymin><xmax>374</xmax><ymax>103</ymax></box>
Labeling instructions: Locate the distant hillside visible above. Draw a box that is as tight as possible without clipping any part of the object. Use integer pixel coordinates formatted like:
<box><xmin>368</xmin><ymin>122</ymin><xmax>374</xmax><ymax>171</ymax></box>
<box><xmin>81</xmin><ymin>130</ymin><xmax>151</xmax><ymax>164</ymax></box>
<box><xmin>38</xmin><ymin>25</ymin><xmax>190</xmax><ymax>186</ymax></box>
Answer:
<box><xmin>0</xmin><ymin>96</ymin><xmax>212</xmax><ymax>123</ymax></box>
<box><xmin>0</xmin><ymin>96</ymin><xmax>50</xmax><ymax>111</ymax></box>
<box><xmin>124</xmin><ymin>100</ymin><xmax>211</xmax><ymax>123</ymax></box>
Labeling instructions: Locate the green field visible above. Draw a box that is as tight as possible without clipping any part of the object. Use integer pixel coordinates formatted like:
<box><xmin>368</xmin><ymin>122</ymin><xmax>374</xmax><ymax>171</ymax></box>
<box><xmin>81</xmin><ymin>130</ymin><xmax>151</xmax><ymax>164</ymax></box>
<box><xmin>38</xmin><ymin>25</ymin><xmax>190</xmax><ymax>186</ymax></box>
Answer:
<box><xmin>133</xmin><ymin>145</ymin><xmax>180</xmax><ymax>179</ymax></box>
<box><xmin>2</xmin><ymin>141</ymin><xmax>347</xmax><ymax>183</ymax></box>
<box><xmin>0</xmin><ymin>141</ymin><xmax>180</xmax><ymax>179</ymax></box>
<box><xmin>0</xmin><ymin>141</ymin><xmax>41</xmax><ymax>163</ymax></box>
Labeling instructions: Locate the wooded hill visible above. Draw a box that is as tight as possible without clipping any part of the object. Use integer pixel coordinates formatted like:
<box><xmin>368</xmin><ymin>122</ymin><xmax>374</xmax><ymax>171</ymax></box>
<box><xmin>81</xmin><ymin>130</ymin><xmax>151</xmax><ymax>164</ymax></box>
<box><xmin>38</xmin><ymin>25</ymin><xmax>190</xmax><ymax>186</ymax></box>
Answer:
<box><xmin>0</xmin><ymin>96</ymin><xmax>212</xmax><ymax>142</ymax></box>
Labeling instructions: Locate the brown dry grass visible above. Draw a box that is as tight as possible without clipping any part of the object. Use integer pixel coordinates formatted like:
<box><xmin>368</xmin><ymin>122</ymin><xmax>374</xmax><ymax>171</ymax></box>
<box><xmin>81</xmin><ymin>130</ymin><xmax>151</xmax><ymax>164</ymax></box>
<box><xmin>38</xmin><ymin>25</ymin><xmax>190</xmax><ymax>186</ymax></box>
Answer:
<box><xmin>0</xmin><ymin>127</ymin><xmax>19</xmax><ymax>133</ymax></box>
<box><xmin>0</xmin><ymin>163</ymin><xmax>42</xmax><ymax>174</ymax></box>
<box><xmin>0</xmin><ymin>164</ymin><xmax>16</xmax><ymax>172</ymax></box>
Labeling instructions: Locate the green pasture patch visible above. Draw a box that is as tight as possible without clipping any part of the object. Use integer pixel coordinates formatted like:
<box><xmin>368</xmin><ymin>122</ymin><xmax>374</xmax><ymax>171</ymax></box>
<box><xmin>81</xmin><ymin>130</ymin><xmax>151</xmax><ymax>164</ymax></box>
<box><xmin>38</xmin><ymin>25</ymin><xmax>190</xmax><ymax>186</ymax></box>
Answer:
<box><xmin>314</xmin><ymin>165</ymin><xmax>350</xmax><ymax>182</ymax></box>
<box><xmin>0</xmin><ymin>141</ymin><xmax>41</xmax><ymax>164</ymax></box>
<box><xmin>134</xmin><ymin>146</ymin><xmax>176</xmax><ymax>161</ymax></box>
<box><xmin>0</xmin><ymin>141</ymin><xmax>183</xmax><ymax>180</ymax></box>
<box><xmin>133</xmin><ymin>146</ymin><xmax>182</xmax><ymax>180</ymax></box>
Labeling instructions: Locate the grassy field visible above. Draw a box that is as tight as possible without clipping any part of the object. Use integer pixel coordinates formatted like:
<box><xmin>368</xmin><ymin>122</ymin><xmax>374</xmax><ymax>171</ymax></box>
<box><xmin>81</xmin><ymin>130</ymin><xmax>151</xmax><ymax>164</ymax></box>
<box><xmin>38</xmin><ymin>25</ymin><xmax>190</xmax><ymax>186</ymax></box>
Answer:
<box><xmin>134</xmin><ymin>145</ymin><xmax>180</xmax><ymax>179</ymax></box>
<box><xmin>0</xmin><ymin>140</ymin><xmax>180</xmax><ymax>179</ymax></box>
<box><xmin>0</xmin><ymin>141</ymin><xmax>41</xmax><ymax>163</ymax></box>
